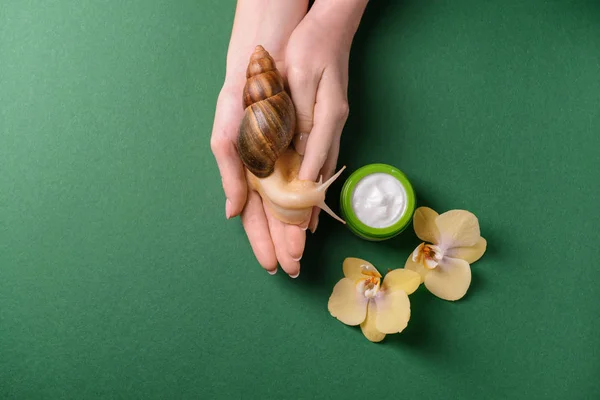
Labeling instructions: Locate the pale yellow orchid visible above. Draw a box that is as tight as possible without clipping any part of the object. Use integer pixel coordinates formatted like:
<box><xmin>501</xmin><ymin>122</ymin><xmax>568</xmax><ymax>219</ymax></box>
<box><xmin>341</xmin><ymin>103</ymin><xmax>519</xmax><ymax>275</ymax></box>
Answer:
<box><xmin>328</xmin><ymin>258</ymin><xmax>421</xmax><ymax>342</ymax></box>
<box><xmin>404</xmin><ymin>207</ymin><xmax>487</xmax><ymax>301</ymax></box>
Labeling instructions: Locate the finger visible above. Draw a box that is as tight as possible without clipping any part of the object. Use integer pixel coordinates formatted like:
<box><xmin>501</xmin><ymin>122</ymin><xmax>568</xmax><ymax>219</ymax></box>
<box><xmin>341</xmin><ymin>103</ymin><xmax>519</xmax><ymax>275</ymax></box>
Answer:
<box><xmin>287</xmin><ymin>66</ymin><xmax>320</xmax><ymax>155</ymax></box>
<box><xmin>309</xmin><ymin>138</ymin><xmax>341</xmax><ymax>233</ymax></box>
<box><xmin>285</xmin><ymin>224</ymin><xmax>306</xmax><ymax>262</ymax></box>
<box><xmin>293</xmin><ymin>132</ymin><xmax>310</xmax><ymax>157</ymax></box>
<box><xmin>241</xmin><ymin>190</ymin><xmax>278</xmax><ymax>274</ymax></box>
<box><xmin>320</xmin><ymin>137</ymin><xmax>341</xmax><ymax>188</ymax></box>
<box><xmin>298</xmin><ymin>71</ymin><xmax>349</xmax><ymax>182</ymax></box>
<box><xmin>210</xmin><ymin>90</ymin><xmax>248</xmax><ymax>219</ymax></box>
<box><xmin>265</xmin><ymin>209</ymin><xmax>300</xmax><ymax>277</ymax></box>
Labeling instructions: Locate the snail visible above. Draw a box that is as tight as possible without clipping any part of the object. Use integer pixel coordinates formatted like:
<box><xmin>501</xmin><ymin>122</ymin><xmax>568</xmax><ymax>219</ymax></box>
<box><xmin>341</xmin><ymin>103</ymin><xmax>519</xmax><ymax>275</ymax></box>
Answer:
<box><xmin>238</xmin><ymin>45</ymin><xmax>346</xmax><ymax>226</ymax></box>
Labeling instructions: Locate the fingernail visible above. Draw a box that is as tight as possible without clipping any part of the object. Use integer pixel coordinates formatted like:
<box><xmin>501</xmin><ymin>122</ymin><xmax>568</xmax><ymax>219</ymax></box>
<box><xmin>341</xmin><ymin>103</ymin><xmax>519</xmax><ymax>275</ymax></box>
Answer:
<box><xmin>310</xmin><ymin>217</ymin><xmax>319</xmax><ymax>234</ymax></box>
<box><xmin>294</xmin><ymin>133</ymin><xmax>308</xmax><ymax>155</ymax></box>
<box><xmin>292</xmin><ymin>255</ymin><xmax>302</xmax><ymax>262</ymax></box>
<box><xmin>267</xmin><ymin>268</ymin><xmax>277</xmax><ymax>275</ymax></box>
<box><xmin>225</xmin><ymin>199</ymin><xmax>232</xmax><ymax>219</ymax></box>
<box><xmin>289</xmin><ymin>271</ymin><xmax>300</xmax><ymax>278</ymax></box>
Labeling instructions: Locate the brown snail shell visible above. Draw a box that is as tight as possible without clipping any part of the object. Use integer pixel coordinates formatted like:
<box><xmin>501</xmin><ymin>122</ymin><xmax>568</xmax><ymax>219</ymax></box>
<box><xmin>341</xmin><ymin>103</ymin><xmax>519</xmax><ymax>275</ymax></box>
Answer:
<box><xmin>238</xmin><ymin>45</ymin><xmax>346</xmax><ymax>226</ymax></box>
<box><xmin>237</xmin><ymin>45</ymin><xmax>296</xmax><ymax>178</ymax></box>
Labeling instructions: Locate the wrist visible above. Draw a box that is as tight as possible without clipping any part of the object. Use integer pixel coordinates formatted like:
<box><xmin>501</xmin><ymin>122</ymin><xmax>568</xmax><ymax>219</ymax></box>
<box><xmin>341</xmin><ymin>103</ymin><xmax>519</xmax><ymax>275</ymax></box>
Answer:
<box><xmin>311</xmin><ymin>0</ymin><xmax>369</xmax><ymax>43</ymax></box>
<box><xmin>223</xmin><ymin>0</ymin><xmax>309</xmax><ymax>87</ymax></box>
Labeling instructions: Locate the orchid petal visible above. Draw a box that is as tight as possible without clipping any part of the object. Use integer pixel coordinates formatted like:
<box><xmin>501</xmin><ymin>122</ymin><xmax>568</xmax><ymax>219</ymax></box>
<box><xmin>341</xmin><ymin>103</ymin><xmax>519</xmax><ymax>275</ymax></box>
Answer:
<box><xmin>424</xmin><ymin>257</ymin><xmax>472</xmax><ymax>301</ymax></box>
<box><xmin>381</xmin><ymin>269</ymin><xmax>421</xmax><ymax>295</ymax></box>
<box><xmin>404</xmin><ymin>250</ymin><xmax>429</xmax><ymax>283</ymax></box>
<box><xmin>411</xmin><ymin>243</ymin><xmax>424</xmax><ymax>262</ymax></box>
<box><xmin>435</xmin><ymin>210</ymin><xmax>481</xmax><ymax>248</ymax></box>
<box><xmin>413</xmin><ymin>207</ymin><xmax>440</xmax><ymax>243</ymax></box>
<box><xmin>343</xmin><ymin>257</ymin><xmax>381</xmax><ymax>281</ymax></box>
<box><xmin>360</xmin><ymin>300</ymin><xmax>386</xmax><ymax>342</ymax></box>
<box><xmin>328</xmin><ymin>278</ymin><xmax>368</xmax><ymax>325</ymax></box>
<box><xmin>374</xmin><ymin>289</ymin><xmax>411</xmax><ymax>334</ymax></box>
<box><xmin>446</xmin><ymin>237</ymin><xmax>487</xmax><ymax>264</ymax></box>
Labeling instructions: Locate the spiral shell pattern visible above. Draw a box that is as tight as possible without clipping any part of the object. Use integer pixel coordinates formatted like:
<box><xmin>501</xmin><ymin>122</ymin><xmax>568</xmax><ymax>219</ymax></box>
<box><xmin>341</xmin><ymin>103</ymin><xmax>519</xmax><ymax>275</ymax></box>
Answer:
<box><xmin>238</xmin><ymin>45</ymin><xmax>296</xmax><ymax>178</ymax></box>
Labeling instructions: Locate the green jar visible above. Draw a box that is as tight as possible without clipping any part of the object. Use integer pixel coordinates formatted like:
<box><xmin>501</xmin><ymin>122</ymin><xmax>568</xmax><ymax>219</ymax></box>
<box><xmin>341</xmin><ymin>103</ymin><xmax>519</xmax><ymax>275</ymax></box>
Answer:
<box><xmin>339</xmin><ymin>163</ymin><xmax>416</xmax><ymax>241</ymax></box>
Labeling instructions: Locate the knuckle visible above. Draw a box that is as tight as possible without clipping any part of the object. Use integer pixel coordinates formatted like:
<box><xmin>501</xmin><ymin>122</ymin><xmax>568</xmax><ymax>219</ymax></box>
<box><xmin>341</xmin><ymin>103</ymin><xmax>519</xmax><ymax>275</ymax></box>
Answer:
<box><xmin>210</xmin><ymin>135</ymin><xmax>229</xmax><ymax>156</ymax></box>
<box><xmin>296</xmin><ymin>113</ymin><xmax>313</xmax><ymax>130</ymax></box>
<box><xmin>324</xmin><ymin>100</ymin><xmax>349</xmax><ymax>123</ymax></box>
<box><xmin>337</xmin><ymin>101</ymin><xmax>350</xmax><ymax>121</ymax></box>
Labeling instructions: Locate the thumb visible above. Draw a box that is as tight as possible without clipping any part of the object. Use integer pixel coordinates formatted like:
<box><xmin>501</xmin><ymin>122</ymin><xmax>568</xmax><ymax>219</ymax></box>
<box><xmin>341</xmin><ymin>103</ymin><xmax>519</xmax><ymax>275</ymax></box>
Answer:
<box><xmin>210</xmin><ymin>88</ymin><xmax>248</xmax><ymax>219</ymax></box>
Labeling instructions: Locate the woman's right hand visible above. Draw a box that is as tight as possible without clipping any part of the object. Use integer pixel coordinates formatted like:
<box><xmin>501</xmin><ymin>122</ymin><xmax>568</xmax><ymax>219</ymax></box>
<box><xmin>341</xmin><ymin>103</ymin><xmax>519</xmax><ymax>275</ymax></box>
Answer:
<box><xmin>210</xmin><ymin>0</ymin><xmax>309</xmax><ymax>275</ymax></box>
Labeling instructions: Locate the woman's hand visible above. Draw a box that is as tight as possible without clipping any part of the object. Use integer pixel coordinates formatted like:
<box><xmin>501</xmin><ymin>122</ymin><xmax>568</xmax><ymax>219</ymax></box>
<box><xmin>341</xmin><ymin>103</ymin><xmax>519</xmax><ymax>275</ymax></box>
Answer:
<box><xmin>211</xmin><ymin>0</ymin><xmax>368</xmax><ymax>277</ymax></box>
<box><xmin>210</xmin><ymin>0</ymin><xmax>308</xmax><ymax>275</ymax></box>
<box><xmin>257</xmin><ymin>0</ymin><xmax>370</xmax><ymax>276</ymax></box>
<box><xmin>284</xmin><ymin>0</ymin><xmax>369</xmax><ymax>234</ymax></box>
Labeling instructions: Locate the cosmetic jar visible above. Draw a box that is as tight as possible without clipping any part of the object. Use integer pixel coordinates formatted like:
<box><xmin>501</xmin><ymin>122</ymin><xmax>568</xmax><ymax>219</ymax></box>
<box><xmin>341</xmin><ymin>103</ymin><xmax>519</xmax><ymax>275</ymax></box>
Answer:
<box><xmin>340</xmin><ymin>163</ymin><xmax>416</xmax><ymax>241</ymax></box>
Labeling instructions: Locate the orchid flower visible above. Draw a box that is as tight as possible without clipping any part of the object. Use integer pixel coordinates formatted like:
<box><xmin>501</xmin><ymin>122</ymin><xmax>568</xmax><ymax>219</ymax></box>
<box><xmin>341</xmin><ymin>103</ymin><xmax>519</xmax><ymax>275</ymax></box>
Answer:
<box><xmin>328</xmin><ymin>258</ymin><xmax>421</xmax><ymax>342</ymax></box>
<box><xmin>404</xmin><ymin>207</ymin><xmax>487</xmax><ymax>301</ymax></box>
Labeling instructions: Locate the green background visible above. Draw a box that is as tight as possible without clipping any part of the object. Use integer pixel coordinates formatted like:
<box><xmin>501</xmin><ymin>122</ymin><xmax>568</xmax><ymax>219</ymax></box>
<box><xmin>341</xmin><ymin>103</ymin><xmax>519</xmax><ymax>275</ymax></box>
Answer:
<box><xmin>2</xmin><ymin>0</ymin><xmax>599</xmax><ymax>398</ymax></box>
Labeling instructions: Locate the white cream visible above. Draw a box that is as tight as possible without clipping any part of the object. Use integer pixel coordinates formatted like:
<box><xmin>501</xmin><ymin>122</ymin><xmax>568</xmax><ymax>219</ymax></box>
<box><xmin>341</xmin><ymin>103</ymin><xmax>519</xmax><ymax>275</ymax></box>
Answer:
<box><xmin>351</xmin><ymin>173</ymin><xmax>407</xmax><ymax>229</ymax></box>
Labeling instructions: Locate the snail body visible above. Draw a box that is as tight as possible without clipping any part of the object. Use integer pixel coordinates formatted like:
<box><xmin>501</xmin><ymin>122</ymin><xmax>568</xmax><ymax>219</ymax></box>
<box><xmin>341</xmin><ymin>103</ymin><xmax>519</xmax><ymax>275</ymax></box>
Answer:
<box><xmin>238</xmin><ymin>45</ymin><xmax>346</xmax><ymax>226</ymax></box>
<box><xmin>246</xmin><ymin>148</ymin><xmax>346</xmax><ymax>225</ymax></box>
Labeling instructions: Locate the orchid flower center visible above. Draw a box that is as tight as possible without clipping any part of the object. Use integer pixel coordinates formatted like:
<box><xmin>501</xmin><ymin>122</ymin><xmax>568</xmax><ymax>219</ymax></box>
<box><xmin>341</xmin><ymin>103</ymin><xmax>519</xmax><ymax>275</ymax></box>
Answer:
<box><xmin>356</xmin><ymin>265</ymin><xmax>382</xmax><ymax>299</ymax></box>
<box><xmin>412</xmin><ymin>243</ymin><xmax>444</xmax><ymax>270</ymax></box>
